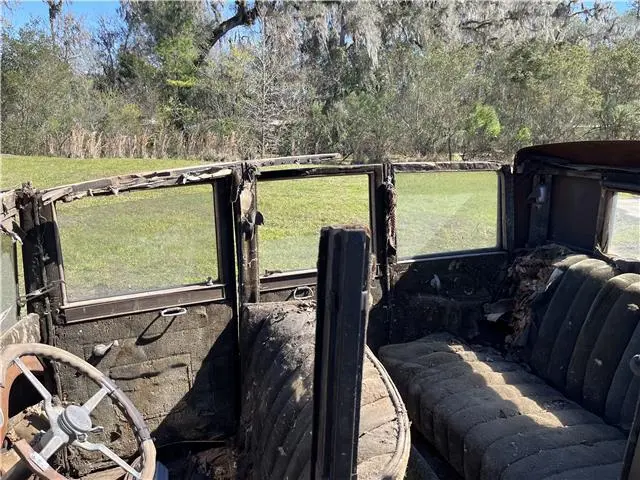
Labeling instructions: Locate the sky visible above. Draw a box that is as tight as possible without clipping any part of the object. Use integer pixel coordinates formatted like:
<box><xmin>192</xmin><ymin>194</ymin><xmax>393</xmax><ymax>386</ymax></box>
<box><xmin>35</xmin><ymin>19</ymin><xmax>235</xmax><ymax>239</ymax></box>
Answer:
<box><xmin>2</xmin><ymin>0</ymin><xmax>635</xmax><ymax>32</ymax></box>
<box><xmin>4</xmin><ymin>1</ymin><xmax>121</xmax><ymax>31</ymax></box>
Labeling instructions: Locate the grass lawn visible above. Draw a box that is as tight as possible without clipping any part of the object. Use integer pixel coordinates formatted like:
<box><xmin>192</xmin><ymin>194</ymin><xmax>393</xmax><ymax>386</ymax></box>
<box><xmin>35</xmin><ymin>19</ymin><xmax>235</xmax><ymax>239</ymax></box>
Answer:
<box><xmin>0</xmin><ymin>155</ymin><xmax>204</xmax><ymax>190</ymax></box>
<box><xmin>395</xmin><ymin>172</ymin><xmax>498</xmax><ymax>257</ymax></box>
<box><xmin>2</xmin><ymin>155</ymin><xmax>499</xmax><ymax>301</ymax></box>
<box><xmin>259</xmin><ymin>176</ymin><xmax>371</xmax><ymax>272</ymax></box>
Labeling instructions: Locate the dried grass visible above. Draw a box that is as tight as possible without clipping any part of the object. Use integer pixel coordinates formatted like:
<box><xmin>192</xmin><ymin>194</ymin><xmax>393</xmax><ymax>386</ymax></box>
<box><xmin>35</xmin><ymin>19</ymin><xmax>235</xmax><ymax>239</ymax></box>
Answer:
<box><xmin>44</xmin><ymin>126</ymin><xmax>243</xmax><ymax>160</ymax></box>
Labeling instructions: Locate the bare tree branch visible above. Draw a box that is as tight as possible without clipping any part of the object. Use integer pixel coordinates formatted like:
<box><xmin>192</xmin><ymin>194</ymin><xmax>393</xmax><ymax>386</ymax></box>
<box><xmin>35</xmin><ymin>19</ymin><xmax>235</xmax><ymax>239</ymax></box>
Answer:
<box><xmin>45</xmin><ymin>0</ymin><xmax>63</xmax><ymax>41</ymax></box>
<box><xmin>195</xmin><ymin>0</ymin><xmax>259</xmax><ymax>66</ymax></box>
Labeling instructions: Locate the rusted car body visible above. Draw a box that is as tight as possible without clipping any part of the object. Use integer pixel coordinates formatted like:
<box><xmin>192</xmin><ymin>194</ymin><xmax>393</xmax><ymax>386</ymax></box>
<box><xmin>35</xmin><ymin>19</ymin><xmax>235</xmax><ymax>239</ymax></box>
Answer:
<box><xmin>1</xmin><ymin>141</ymin><xmax>640</xmax><ymax>479</ymax></box>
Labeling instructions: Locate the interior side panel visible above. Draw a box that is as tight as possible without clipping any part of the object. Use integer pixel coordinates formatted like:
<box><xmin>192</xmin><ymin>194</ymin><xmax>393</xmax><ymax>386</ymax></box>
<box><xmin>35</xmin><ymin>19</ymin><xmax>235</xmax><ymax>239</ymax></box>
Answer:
<box><xmin>387</xmin><ymin>252</ymin><xmax>508</xmax><ymax>345</ymax></box>
<box><xmin>54</xmin><ymin>302</ymin><xmax>236</xmax><ymax>474</ymax></box>
<box><xmin>259</xmin><ymin>271</ymin><xmax>317</xmax><ymax>303</ymax></box>
<box><xmin>549</xmin><ymin>175</ymin><xmax>602</xmax><ymax>250</ymax></box>
<box><xmin>259</xmin><ymin>278</ymin><xmax>389</xmax><ymax>352</ymax></box>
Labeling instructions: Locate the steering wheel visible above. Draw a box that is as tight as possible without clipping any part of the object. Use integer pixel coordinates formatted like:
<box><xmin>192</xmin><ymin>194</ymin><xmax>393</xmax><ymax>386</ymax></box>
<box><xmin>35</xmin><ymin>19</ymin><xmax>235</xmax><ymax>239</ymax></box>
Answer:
<box><xmin>0</xmin><ymin>343</ymin><xmax>156</xmax><ymax>480</ymax></box>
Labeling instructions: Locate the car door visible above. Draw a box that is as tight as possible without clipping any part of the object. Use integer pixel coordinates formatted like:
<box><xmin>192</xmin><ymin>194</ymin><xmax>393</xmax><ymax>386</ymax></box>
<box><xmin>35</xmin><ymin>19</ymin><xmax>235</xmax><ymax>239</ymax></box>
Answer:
<box><xmin>19</xmin><ymin>165</ymin><xmax>239</xmax><ymax>475</ymax></box>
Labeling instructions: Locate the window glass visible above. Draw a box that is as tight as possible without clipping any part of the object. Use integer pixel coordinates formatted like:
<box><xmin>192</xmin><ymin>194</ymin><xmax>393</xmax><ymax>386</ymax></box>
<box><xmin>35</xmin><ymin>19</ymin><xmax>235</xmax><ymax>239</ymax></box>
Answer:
<box><xmin>396</xmin><ymin>171</ymin><xmax>498</xmax><ymax>258</ymax></box>
<box><xmin>57</xmin><ymin>185</ymin><xmax>218</xmax><ymax>301</ymax></box>
<box><xmin>608</xmin><ymin>192</ymin><xmax>640</xmax><ymax>259</ymax></box>
<box><xmin>259</xmin><ymin>176</ymin><xmax>370</xmax><ymax>273</ymax></box>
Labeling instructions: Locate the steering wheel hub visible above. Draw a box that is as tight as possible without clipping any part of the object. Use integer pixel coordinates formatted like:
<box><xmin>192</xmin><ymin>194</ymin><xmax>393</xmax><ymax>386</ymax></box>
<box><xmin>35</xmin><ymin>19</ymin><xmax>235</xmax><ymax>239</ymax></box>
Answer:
<box><xmin>59</xmin><ymin>404</ymin><xmax>92</xmax><ymax>436</ymax></box>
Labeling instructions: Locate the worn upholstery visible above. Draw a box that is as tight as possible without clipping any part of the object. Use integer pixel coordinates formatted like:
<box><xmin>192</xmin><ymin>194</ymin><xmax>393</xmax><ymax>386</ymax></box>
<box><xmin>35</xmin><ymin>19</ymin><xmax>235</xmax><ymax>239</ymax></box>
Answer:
<box><xmin>239</xmin><ymin>302</ymin><xmax>411</xmax><ymax>480</ymax></box>
<box><xmin>379</xmin><ymin>256</ymin><xmax>640</xmax><ymax>480</ymax></box>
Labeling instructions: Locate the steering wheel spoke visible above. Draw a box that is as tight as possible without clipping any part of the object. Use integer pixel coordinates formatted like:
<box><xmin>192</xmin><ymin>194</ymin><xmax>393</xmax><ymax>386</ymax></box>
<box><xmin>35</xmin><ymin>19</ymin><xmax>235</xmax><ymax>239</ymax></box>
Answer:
<box><xmin>83</xmin><ymin>385</ymin><xmax>109</xmax><ymax>413</ymax></box>
<box><xmin>13</xmin><ymin>357</ymin><xmax>55</xmax><ymax>417</ymax></box>
<box><xmin>38</xmin><ymin>432</ymin><xmax>68</xmax><ymax>460</ymax></box>
<box><xmin>74</xmin><ymin>439</ymin><xmax>141</xmax><ymax>479</ymax></box>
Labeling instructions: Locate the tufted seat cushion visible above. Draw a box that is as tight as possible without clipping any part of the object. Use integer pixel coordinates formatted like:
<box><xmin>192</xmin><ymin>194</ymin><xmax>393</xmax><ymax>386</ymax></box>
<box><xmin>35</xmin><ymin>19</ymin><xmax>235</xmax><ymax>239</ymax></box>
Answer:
<box><xmin>379</xmin><ymin>256</ymin><xmax>640</xmax><ymax>480</ymax></box>
<box><xmin>379</xmin><ymin>332</ymin><xmax>626</xmax><ymax>480</ymax></box>
<box><xmin>238</xmin><ymin>302</ymin><xmax>411</xmax><ymax>480</ymax></box>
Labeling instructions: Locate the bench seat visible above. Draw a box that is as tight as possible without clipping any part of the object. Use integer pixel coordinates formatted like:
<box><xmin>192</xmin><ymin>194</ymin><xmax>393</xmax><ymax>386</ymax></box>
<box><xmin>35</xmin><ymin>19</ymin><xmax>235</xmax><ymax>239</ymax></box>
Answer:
<box><xmin>380</xmin><ymin>256</ymin><xmax>640</xmax><ymax>480</ymax></box>
<box><xmin>380</xmin><ymin>332</ymin><xmax>625</xmax><ymax>479</ymax></box>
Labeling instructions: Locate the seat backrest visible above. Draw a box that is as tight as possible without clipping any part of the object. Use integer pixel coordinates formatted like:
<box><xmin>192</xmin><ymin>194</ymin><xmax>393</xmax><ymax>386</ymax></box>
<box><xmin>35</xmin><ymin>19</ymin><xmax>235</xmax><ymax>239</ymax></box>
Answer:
<box><xmin>526</xmin><ymin>255</ymin><xmax>640</xmax><ymax>431</ymax></box>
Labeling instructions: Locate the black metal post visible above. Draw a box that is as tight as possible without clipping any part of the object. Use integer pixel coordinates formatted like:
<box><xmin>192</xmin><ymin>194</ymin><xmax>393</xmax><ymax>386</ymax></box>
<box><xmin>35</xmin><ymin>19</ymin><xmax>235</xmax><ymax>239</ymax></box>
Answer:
<box><xmin>311</xmin><ymin>226</ymin><xmax>371</xmax><ymax>480</ymax></box>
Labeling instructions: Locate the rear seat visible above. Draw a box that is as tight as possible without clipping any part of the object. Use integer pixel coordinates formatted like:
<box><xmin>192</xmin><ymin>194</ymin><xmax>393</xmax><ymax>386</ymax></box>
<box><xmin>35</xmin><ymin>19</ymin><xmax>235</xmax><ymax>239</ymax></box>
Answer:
<box><xmin>379</xmin><ymin>255</ymin><xmax>640</xmax><ymax>480</ymax></box>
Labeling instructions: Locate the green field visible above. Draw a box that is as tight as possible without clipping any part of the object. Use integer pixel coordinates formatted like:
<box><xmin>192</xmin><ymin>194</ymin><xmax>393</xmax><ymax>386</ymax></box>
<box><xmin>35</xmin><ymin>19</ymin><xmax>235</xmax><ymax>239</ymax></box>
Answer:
<box><xmin>1</xmin><ymin>155</ymin><xmax>498</xmax><ymax>301</ymax></box>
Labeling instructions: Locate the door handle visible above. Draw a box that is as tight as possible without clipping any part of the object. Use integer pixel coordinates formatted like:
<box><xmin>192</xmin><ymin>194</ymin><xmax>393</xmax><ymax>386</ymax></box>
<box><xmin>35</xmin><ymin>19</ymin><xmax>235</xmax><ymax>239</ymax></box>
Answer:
<box><xmin>293</xmin><ymin>286</ymin><xmax>314</xmax><ymax>300</ymax></box>
<box><xmin>159</xmin><ymin>307</ymin><xmax>187</xmax><ymax>317</ymax></box>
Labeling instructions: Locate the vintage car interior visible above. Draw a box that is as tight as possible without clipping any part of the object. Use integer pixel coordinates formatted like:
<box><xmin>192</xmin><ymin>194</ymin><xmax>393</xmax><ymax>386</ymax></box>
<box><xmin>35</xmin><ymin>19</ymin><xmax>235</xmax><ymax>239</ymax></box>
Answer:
<box><xmin>1</xmin><ymin>140</ymin><xmax>640</xmax><ymax>479</ymax></box>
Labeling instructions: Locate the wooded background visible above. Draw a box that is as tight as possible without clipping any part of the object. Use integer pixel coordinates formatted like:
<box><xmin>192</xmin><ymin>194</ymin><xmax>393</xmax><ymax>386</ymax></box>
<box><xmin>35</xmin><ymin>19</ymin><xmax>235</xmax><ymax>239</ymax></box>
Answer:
<box><xmin>2</xmin><ymin>0</ymin><xmax>640</xmax><ymax>162</ymax></box>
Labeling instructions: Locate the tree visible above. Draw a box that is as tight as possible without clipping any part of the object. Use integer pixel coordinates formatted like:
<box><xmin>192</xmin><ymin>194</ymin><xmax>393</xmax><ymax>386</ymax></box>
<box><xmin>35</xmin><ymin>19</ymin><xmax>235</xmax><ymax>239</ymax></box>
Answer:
<box><xmin>2</xmin><ymin>0</ymin><xmax>640</xmax><ymax>160</ymax></box>
<box><xmin>592</xmin><ymin>40</ymin><xmax>640</xmax><ymax>139</ymax></box>
<box><xmin>465</xmin><ymin>103</ymin><xmax>502</xmax><ymax>153</ymax></box>
<box><xmin>1</xmin><ymin>24</ymin><xmax>92</xmax><ymax>155</ymax></box>
<box><xmin>495</xmin><ymin>41</ymin><xmax>600</xmax><ymax>147</ymax></box>
<box><xmin>237</xmin><ymin>13</ymin><xmax>309</xmax><ymax>157</ymax></box>
<box><xmin>632</xmin><ymin>0</ymin><xmax>640</xmax><ymax>19</ymax></box>
<box><xmin>120</xmin><ymin>0</ymin><xmax>259</xmax><ymax>68</ymax></box>
<box><xmin>93</xmin><ymin>15</ymin><xmax>131</xmax><ymax>88</ymax></box>
<box><xmin>390</xmin><ymin>43</ymin><xmax>481</xmax><ymax>157</ymax></box>
<box><xmin>45</xmin><ymin>0</ymin><xmax>63</xmax><ymax>42</ymax></box>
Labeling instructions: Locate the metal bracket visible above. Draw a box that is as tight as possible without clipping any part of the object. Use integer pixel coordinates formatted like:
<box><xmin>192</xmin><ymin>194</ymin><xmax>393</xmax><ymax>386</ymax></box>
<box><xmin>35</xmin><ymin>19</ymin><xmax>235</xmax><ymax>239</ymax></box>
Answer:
<box><xmin>311</xmin><ymin>226</ymin><xmax>371</xmax><ymax>480</ymax></box>
<box><xmin>527</xmin><ymin>173</ymin><xmax>553</xmax><ymax>247</ymax></box>
<box><xmin>233</xmin><ymin>163</ymin><xmax>261</xmax><ymax>303</ymax></box>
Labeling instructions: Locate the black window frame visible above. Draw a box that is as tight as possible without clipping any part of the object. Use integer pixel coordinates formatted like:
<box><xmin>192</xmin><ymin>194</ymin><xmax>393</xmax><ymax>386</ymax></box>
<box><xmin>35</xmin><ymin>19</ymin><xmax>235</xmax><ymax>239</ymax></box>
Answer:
<box><xmin>601</xmin><ymin>188</ymin><xmax>640</xmax><ymax>260</ymax></box>
<box><xmin>392</xmin><ymin>163</ymin><xmax>505</xmax><ymax>265</ymax></box>
<box><xmin>257</xmin><ymin>166</ymin><xmax>378</xmax><ymax>282</ymax></box>
<box><xmin>53</xmin><ymin>176</ymin><xmax>233</xmax><ymax>323</ymax></box>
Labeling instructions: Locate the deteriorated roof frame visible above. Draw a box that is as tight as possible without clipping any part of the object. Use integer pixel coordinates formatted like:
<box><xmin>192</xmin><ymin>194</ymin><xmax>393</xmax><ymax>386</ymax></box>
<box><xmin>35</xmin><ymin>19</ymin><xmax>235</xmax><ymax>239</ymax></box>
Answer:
<box><xmin>4</xmin><ymin>141</ymin><xmax>640</xmax><ymax>224</ymax></box>
<box><xmin>39</xmin><ymin>153</ymin><xmax>342</xmax><ymax>205</ymax></box>
<box><xmin>516</xmin><ymin>140</ymin><xmax>640</xmax><ymax>172</ymax></box>
<box><xmin>37</xmin><ymin>157</ymin><xmax>504</xmax><ymax>205</ymax></box>
<box><xmin>3</xmin><ymin>141</ymin><xmax>639</xmax><ymax>240</ymax></box>
<box><xmin>0</xmin><ymin>153</ymin><xmax>505</xmax><ymax>217</ymax></box>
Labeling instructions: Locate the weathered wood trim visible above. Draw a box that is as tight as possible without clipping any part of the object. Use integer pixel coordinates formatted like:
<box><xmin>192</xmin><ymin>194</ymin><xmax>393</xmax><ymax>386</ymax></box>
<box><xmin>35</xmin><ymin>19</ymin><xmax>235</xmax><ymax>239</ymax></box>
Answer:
<box><xmin>0</xmin><ymin>190</ymin><xmax>19</xmax><ymax>227</ymax></box>
<box><xmin>234</xmin><ymin>164</ymin><xmax>260</xmax><ymax>304</ymax></box>
<box><xmin>395</xmin><ymin>248</ymin><xmax>507</xmax><ymax>267</ymax></box>
<box><xmin>258</xmin><ymin>164</ymin><xmax>375</xmax><ymax>180</ymax></box>
<box><xmin>39</xmin><ymin>153</ymin><xmax>341</xmax><ymax>204</ymax></box>
<box><xmin>393</xmin><ymin>161</ymin><xmax>503</xmax><ymax>172</ymax></box>
<box><xmin>17</xmin><ymin>186</ymin><xmax>47</xmax><ymax>335</ymax></box>
<box><xmin>42</xmin><ymin>168</ymin><xmax>234</xmax><ymax>204</ymax></box>
<box><xmin>260</xmin><ymin>269</ymin><xmax>317</xmax><ymax>292</ymax></box>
